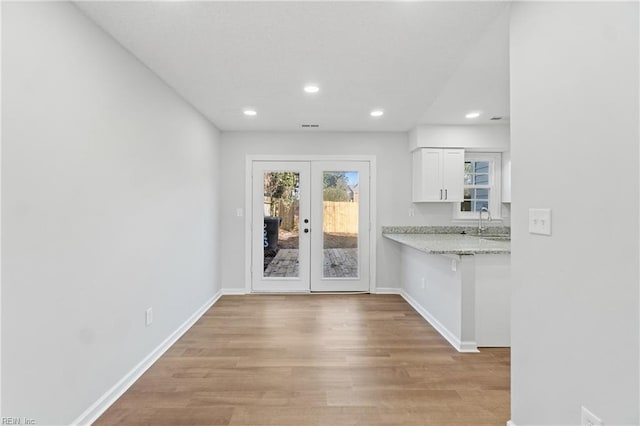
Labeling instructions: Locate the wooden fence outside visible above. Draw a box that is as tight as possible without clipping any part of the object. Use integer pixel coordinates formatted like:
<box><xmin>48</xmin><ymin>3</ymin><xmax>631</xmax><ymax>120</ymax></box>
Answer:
<box><xmin>264</xmin><ymin>199</ymin><xmax>358</xmax><ymax>234</ymax></box>
<box><xmin>323</xmin><ymin>201</ymin><xmax>358</xmax><ymax>234</ymax></box>
<box><xmin>265</xmin><ymin>198</ymin><xmax>299</xmax><ymax>231</ymax></box>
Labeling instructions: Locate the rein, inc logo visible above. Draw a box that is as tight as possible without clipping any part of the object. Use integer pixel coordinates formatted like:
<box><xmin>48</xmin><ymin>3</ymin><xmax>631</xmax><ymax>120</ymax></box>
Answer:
<box><xmin>1</xmin><ymin>418</ymin><xmax>36</xmax><ymax>425</ymax></box>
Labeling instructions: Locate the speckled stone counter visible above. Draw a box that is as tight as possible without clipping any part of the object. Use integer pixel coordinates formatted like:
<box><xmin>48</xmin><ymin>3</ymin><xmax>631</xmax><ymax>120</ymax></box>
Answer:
<box><xmin>382</xmin><ymin>226</ymin><xmax>510</xmax><ymax>255</ymax></box>
<box><xmin>381</xmin><ymin>225</ymin><xmax>510</xmax><ymax>236</ymax></box>
<box><xmin>389</xmin><ymin>226</ymin><xmax>511</xmax><ymax>351</ymax></box>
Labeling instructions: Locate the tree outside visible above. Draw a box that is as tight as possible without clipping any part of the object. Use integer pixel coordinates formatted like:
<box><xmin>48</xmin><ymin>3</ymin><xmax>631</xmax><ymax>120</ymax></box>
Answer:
<box><xmin>323</xmin><ymin>172</ymin><xmax>350</xmax><ymax>201</ymax></box>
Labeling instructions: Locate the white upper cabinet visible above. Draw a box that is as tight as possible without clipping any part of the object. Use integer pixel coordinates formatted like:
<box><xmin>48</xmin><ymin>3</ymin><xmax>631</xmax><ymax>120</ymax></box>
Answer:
<box><xmin>412</xmin><ymin>148</ymin><xmax>464</xmax><ymax>202</ymax></box>
<box><xmin>413</xmin><ymin>149</ymin><xmax>442</xmax><ymax>201</ymax></box>
<box><xmin>502</xmin><ymin>151</ymin><xmax>511</xmax><ymax>203</ymax></box>
<box><xmin>442</xmin><ymin>149</ymin><xmax>465</xmax><ymax>201</ymax></box>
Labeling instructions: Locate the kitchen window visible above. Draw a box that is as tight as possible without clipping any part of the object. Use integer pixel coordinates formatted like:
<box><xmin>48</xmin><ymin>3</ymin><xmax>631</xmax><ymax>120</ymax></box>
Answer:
<box><xmin>453</xmin><ymin>152</ymin><xmax>501</xmax><ymax>220</ymax></box>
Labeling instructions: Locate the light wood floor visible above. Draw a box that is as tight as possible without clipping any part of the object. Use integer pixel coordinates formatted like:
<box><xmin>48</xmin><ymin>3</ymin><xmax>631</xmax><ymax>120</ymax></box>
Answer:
<box><xmin>95</xmin><ymin>295</ymin><xmax>510</xmax><ymax>425</ymax></box>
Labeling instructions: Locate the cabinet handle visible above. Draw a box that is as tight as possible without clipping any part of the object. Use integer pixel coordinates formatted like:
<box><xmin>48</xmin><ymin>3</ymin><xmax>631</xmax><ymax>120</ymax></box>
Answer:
<box><xmin>445</xmin><ymin>189</ymin><xmax>448</xmax><ymax>200</ymax></box>
<box><xmin>440</xmin><ymin>189</ymin><xmax>443</xmax><ymax>200</ymax></box>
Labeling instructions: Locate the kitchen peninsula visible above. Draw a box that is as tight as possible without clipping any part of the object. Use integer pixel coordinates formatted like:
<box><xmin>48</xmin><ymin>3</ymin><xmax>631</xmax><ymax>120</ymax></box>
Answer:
<box><xmin>383</xmin><ymin>226</ymin><xmax>511</xmax><ymax>352</ymax></box>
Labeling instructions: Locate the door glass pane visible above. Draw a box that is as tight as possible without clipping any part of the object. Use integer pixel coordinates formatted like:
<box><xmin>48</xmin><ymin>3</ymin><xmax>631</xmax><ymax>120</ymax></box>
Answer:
<box><xmin>322</xmin><ymin>171</ymin><xmax>358</xmax><ymax>278</ymax></box>
<box><xmin>263</xmin><ymin>171</ymin><xmax>299</xmax><ymax>278</ymax></box>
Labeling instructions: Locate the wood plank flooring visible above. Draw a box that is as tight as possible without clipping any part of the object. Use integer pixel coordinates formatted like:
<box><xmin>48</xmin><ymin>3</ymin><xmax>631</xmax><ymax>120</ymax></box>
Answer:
<box><xmin>95</xmin><ymin>295</ymin><xmax>510</xmax><ymax>425</ymax></box>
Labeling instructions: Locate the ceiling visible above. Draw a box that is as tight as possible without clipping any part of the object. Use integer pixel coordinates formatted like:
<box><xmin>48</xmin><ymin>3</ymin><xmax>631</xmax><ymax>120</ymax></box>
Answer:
<box><xmin>76</xmin><ymin>1</ymin><xmax>510</xmax><ymax>132</ymax></box>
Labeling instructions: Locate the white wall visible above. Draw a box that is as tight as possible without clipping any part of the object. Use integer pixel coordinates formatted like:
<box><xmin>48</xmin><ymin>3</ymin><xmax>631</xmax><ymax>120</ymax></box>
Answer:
<box><xmin>400</xmin><ymin>247</ymin><xmax>510</xmax><ymax>351</ymax></box>
<box><xmin>510</xmin><ymin>2</ymin><xmax>639</xmax><ymax>425</ymax></box>
<box><xmin>409</xmin><ymin>124</ymin><xmax>510</xmax><ymax>152</ymax></box>
<box><xmin>2</xmin><ymin>3</ymin><xmax>221</xmax><ymax>424</ymax></box>
<box><xmin>475</xmin><ymin>254</ymin><xmax>510</xmax><ymax>347</ymax></box>
<box><xmin>421</xmin><ymin>6</ymin><xmax>510</xmax><ymax>125</ymax></box>
<box><xmin>220</xmin><ymin>132</ymin><xmax>466</xmax><ymax>290</ymax></box>
<box><xmin>400</xmin><ymin>247</ymin><xmax>466</xmax><ymax>347</ymax></box>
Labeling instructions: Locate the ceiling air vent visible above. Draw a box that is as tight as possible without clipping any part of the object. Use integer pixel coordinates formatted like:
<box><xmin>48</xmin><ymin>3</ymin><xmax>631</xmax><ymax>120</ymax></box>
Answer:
<box><xmin>301</xmin><ymin>124</ymin><xmax>320</xmax><ymax>128</ymax></box>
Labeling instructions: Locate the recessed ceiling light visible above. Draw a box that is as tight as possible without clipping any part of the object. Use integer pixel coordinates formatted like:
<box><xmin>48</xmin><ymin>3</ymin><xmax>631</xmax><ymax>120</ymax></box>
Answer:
<box><xmin>243</xmin><ymin>109</ymin><xmax>257</xmax><ymax>116</ymax></box>
<box><xmin>304</xmin><ymin>85</ymin><xmax>320</xmax><ymax>94</ymax></box>
<box><xmin>465</xmin><ymin>111</ymin><xmax>481</xmax><ymax>119</ymax></box>
<box><xmin>370</xmin><ymin>110</ymin><xmax>384</xmax><ymax>117</ymax></box>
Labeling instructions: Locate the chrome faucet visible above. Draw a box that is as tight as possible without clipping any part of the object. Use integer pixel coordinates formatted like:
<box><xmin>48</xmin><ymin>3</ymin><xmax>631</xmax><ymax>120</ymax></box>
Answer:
<box><xmin>479</xmin><ymin>207</ymin><xmax>492</xmax><ymax>234</ymax></box>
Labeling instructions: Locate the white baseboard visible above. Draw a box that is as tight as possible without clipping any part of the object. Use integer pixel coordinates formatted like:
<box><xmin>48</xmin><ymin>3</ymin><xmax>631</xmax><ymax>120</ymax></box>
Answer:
<box><xmin>399</xmin><ymin>289</ymin><xmax>478</xmax><ymax>353</ymax></box>
<box><xmin>506</xmin><ymin>421</ymin><xmax>517</xmax><ymax>426</ymax></box>
<box><xmin>221</xmin><ymin>287</ymin><xmax>248</xmax><ymax>295</ymax></box>
<box><xmin>225</xmin><ymin>287</ymin><xmax>399</xmax><ymax>295</ymax></box>
<box><xmin>71</xmin><ymin>290</ymin><xmax>223</xmax><ymax>426</ymax></box>
<box><xmin>374</xmin><ymin>287</ymin><xmax>402</xmax><ymax>294</ymax></box>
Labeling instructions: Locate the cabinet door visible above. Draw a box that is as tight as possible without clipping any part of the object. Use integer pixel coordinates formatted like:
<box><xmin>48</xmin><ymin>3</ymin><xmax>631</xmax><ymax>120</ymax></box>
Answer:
<box><xmin>442</xmin><ymin>149</ymin><xmax>464</xmax><ymax>201</ymax></box>
<box><xmin>413</xmin><ymin>149</ymin><xmax>443</xmax><ymax>201</ymax></box>
<box><xmin>502</xmin><ymin>151</ymin><xmax>511</xmax><ymax>203</ymax></box>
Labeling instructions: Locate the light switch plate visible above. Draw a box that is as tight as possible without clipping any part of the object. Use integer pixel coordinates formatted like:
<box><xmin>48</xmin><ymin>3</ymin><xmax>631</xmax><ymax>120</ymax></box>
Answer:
<box><xmin>529</xmin><ymin>208</ymin><xmax>552</xmax><ymax>235</ymax></box>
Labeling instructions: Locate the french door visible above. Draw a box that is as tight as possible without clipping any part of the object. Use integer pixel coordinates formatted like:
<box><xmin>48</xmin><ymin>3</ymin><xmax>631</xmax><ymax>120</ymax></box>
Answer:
<box><xmin>251</xmin><ymin>160</ymin><xmax>370</xmax><ymax>292</ymax></box>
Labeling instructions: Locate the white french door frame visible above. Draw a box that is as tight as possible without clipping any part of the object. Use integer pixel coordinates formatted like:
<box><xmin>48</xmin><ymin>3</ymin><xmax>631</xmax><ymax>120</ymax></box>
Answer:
<box><xmin>244</xmin><ymin>155</ymin><xmax>377</xmax><ymax>294</ymax></box>
<box><xmin>251</xmin><ymin>161</ymin><xmax>311</xmax><ymax>292</ymax></box>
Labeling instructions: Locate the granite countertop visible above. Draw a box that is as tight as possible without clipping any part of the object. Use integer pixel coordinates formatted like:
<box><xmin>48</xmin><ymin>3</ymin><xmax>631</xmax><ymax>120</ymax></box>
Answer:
<box><xmin>382</xmin><ymin>226</ymin><xmax>510</xmax><ymax>255</ymax></box>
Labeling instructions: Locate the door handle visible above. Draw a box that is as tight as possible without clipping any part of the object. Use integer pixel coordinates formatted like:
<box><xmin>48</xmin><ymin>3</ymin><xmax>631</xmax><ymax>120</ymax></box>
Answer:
<box><xmin>445</xmin><ymin>189</ymin><xmax>448</xmax><ymax>200</ymax></box>
<box><xmin>440</xmin><ymin>189</ymin><xmax>443</xmax><ymax>200</ymax></box>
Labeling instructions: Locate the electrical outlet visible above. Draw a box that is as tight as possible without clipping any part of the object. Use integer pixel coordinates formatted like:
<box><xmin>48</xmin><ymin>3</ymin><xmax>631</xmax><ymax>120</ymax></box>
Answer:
<box><xmin>236</xmin><ymin>208</ymin><xmax>243</xmax><ymax>217</ymax></box>
<box><xmin>451</xmin><ymin>259</ymin><xmax>457</xmax><ymax>272</ymax></box>
<box><xmin>581</xmin><ymin>406</ymin><xmax>602</xmax><ymax>426</ymax></box>
<box><xmin>409</xmin><ymin>208</ymin><xmax>415</xmax><ymax>217</ymax></box>
<box><xmin>145</xmin><ymin>307</ymin><xmax>153</xmax><ymax>327</ymax></box>
<box><xmin>421</xmin><ymin>277</ymin><xmax>425</xmax><ymax>289</ymax></box>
